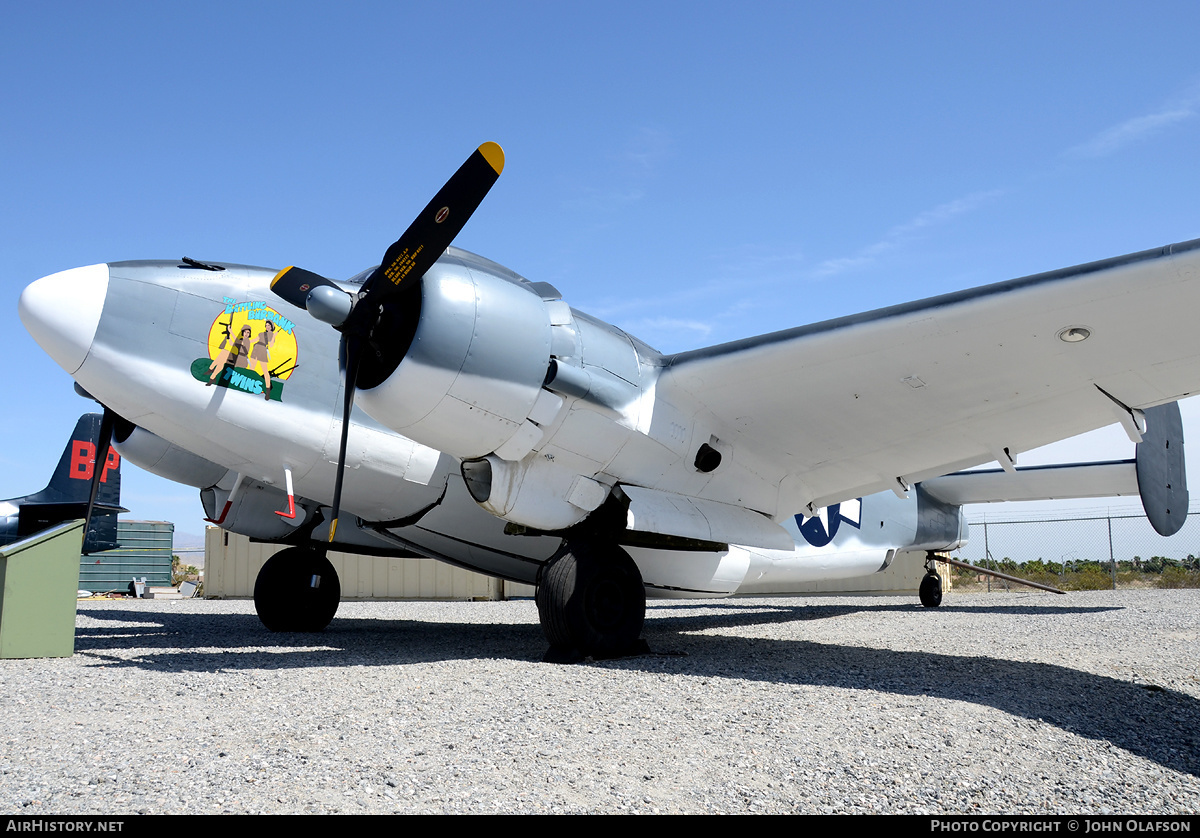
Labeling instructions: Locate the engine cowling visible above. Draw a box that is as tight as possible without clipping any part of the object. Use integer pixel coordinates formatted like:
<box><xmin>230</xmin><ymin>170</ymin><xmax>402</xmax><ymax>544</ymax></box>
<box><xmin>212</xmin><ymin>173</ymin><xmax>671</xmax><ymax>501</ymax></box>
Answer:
<box><xmin>351</xmin><ymin>250</ymin><xmax>668</xmax><ymax>534</ymax></box>
<box><xmin>355</xmin><ymin>254</ymin><xmax>556</xmax><ymax>462</ymax></box>
<box><xmin>112</xmin><ymin>424</ymin><xmax>227</xmax><ymax>489</ymax></box>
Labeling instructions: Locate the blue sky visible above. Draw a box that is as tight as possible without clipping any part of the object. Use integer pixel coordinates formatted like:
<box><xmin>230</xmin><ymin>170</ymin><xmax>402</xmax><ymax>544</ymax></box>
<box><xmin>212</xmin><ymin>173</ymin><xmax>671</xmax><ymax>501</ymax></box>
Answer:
<box><xmin>4</xmin><ymin>2</ymin><xmax>1200</xmax><ymax>542</ymax></box>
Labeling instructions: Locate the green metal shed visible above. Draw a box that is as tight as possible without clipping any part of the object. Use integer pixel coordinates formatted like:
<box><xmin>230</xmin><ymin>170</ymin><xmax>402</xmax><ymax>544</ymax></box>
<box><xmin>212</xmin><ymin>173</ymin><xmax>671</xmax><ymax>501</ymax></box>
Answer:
<box><xmin>80</xmin><ymin>520</ymin><xmax>174</xmax><ymax>593</ymax></box>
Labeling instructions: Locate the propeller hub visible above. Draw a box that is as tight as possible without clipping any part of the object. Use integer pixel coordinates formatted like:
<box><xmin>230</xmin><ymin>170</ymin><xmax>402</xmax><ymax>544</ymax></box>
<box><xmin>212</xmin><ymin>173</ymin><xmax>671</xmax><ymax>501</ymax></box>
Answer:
<box><xmin>306</xmin><ymin>285</ymin><xmax>353</xmax><ymax>327</ymax></box>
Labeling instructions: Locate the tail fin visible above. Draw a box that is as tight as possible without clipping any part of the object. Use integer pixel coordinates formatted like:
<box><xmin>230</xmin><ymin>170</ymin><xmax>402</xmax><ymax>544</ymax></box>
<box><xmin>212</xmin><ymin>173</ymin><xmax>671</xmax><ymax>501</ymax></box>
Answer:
<box><xmin>45</xmin><ymin>414</ymin><xmax>121</xmax><ymax>505</ymax></box>
<box><xmin>1135</xmin><ymin>402</ymin><xmax>1188</xmax><ymax>536</ymax></box>
<box><xmin>17</xmin><ymin>413</ymin><xmax>124</xmax><ymax>551</ymax></box>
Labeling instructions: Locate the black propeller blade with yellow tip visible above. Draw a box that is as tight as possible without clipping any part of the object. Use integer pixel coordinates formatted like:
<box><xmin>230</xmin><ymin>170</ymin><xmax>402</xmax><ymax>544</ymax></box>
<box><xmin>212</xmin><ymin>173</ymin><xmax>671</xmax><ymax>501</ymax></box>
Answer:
<box><xmin>348</xmin><ymin>140</ymin><xmax>505</xmax><ymax>322</ymax></box>
<box><xmin>268</xmin><ymin>142</ymin><xmax>505</xmax><ymax>541</ymax></box>
<box><xmin>270</xmin><ymin>266</ymin><xmax>340</xmax><ymax>310</ymax></box>
<box><xmin>81</xmin><ymin>407</ymin><xmax>115</xmax><ymax>555</ymax></box>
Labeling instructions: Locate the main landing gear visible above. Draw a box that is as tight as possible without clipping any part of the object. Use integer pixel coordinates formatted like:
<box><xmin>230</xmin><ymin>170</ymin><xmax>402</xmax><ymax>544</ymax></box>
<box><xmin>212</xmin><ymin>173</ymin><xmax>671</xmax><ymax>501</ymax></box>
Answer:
<box><xmin>253</xmin><ymin>546</ymin><xmax>342</xmax><ymax>632</ymax></box>
<box><xmin>535</xmin><ymin>541</ymin><xmax>648</xmax><ymax>661</ymax></box>
<box><xmin>920</xmin><ymin>551</ymin><xmax>943</xmax><ymax>608</ymax></box>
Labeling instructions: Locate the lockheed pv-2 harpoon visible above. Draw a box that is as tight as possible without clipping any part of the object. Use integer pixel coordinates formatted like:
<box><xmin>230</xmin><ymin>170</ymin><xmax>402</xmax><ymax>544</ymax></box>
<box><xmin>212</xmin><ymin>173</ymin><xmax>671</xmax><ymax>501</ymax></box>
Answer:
<box><xmin>19</xmin><ymin>143</ymin><xmax>1197</xmax><ymax>658</ymax></box>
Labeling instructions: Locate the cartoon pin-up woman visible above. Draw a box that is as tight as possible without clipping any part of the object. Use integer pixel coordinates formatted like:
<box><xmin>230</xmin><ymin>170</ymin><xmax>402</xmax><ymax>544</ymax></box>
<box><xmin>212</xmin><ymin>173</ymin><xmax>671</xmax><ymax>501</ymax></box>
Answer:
<box><xmin>207</xmin><ymin>325</ymin><xmax>252</xmax><ymax>385</ymax></box>
<box><xmin>249</xmin><ymin>320</ymin><xmax>276</xmax><ymax>400</ymax></box>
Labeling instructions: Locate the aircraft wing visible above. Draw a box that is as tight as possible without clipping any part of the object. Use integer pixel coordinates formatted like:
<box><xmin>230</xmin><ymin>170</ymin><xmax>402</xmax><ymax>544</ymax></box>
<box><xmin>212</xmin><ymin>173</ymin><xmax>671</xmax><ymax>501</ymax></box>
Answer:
<box><xmin>656</xmin><ymin>238</ymin><xmax>1200</xmax><ymax>517</ymax></box>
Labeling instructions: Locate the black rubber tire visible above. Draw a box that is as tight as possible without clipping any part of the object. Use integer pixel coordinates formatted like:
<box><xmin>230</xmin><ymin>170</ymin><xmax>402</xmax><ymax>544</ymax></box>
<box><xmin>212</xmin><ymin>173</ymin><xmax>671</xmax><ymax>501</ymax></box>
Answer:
<box><xmin>537</xmin><ymin>542</ymin><xmax>645</xmax><ymax>658</ymax></box>
<box><xmin>919</xmin><ymin>572</ymin><xmax>943</xmax><ymax>608</ymax></box>
<box><xmin>253</xmin><ymin>547</ymin><xmax>341</xmax><ymax>632</ymax></box>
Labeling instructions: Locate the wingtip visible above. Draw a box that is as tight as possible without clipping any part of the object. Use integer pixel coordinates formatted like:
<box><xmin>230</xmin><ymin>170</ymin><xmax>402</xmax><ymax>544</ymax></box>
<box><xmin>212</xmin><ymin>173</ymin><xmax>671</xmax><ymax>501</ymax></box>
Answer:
<box><xmin>478</xmin><ymin>141</ymin><xmax>505</xmax><ymax>175</ymax></box>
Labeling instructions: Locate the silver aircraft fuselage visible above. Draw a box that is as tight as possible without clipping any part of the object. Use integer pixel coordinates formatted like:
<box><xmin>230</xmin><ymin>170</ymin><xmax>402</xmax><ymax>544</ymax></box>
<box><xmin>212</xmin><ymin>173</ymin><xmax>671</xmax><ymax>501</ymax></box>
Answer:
<box><xmin>20</xmin><ymin>253</ymin><xmax>944</xmax><ymax>597</ymax></box>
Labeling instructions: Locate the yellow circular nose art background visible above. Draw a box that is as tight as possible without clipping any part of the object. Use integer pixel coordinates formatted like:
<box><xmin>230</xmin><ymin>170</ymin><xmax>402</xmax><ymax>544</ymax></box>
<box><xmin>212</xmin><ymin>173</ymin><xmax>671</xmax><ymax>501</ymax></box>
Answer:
<box><xmin>190</xmin><ymin>302</ymin><xmax>300</xmax><ymax>401</ymax></box>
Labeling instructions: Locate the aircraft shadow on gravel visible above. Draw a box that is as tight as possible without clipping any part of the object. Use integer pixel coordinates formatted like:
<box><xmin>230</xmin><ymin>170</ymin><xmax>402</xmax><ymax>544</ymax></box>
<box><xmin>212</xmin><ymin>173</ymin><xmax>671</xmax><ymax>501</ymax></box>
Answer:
<box><xmin>71</xmin><ymin>601</ymin><xmax>1197</xmax><ymax>778</ymax></box>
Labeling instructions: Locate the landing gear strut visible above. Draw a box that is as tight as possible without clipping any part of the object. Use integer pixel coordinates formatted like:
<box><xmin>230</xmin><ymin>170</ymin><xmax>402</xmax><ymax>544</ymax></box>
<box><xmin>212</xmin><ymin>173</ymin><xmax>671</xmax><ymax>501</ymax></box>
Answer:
<box><xmin>253</xmin><ymin>546</ymin><xmax>342</xmax><ymax>632</ymax></box>
<box><xmin>920</xmin><ymin>551</ymin><xmax>943</xmax><ymax>608</ymax></box>
<box><xmin>536</xmin><ymin>541</ymin><xmax>647</xmax><ymax>661</ymax></box>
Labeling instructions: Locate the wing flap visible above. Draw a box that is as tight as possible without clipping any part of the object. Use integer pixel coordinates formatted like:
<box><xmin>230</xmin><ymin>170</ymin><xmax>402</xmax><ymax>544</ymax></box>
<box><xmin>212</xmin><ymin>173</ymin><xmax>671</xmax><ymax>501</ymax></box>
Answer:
<box><xmin>618</xmin><ymin>484</ymin><xmax>795</xmax><ymax>550</ymax></box>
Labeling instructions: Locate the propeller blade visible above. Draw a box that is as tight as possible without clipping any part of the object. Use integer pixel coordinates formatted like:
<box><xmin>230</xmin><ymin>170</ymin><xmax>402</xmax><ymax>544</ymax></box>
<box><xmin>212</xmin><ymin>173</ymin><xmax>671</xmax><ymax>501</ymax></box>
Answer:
<box><xmin>82</xmin><ymin>408</ymin><xmax>115</xmax><ymax>554</ymax></box>
<box><xmin>352</xmin><ymin>142</ymin><xmax>505</xmax><ymax>319</ymax></box>
<box><xmin>294</xmin><ymin>142</ymin><xmax>505</xmax><ymax>545</ymax></box>
<box><xmin>328</xmin><ymin>334</ymin><xmax>363</xmax><ymax>542</ymax></box>
<box><xmin>270</xmin><ymin>266</ymin><xmax>340</xmax><ymax>310</ymax></box>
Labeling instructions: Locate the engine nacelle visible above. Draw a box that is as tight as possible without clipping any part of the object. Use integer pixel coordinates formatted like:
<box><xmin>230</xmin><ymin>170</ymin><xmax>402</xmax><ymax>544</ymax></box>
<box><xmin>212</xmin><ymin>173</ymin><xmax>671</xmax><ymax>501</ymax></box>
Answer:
<box><xmin>355</xmin><ymin>255</ymin><xmax>555</xmax><ymax>461</ymax></box>
<box><xmin>112</xmin><ymin>424</ymin><xmax>227</xmax><ymax>489</ymax></box>
<box><xmin>200</xmin><ymin>475</ymin><xmax>309</xmax><ymax>541</ymax></box>
<box><xmin>353</xmin><ymin>250</ymin><xmax>663</xmax><ymax>533</ymax></box>
<box><xmin>462</xmin><ymin>454</ymin><xmax>611</xmax><ymax>531</ymax></box>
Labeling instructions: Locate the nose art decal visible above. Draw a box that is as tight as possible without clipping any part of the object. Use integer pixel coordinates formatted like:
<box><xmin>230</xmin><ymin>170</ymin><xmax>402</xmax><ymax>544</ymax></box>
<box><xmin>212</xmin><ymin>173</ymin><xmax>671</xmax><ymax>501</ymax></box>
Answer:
<box><xmin>189</xmin><ymin>298</ymin><xmax>300</xmax><ymax>402</ymax></box>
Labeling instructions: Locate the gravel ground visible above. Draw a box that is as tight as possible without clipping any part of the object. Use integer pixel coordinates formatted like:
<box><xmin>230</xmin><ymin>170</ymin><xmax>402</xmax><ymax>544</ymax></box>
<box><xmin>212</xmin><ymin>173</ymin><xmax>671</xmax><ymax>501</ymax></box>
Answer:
<box><xmin>2</xmin><ymin>589</ymin><xmax>1198</xmax><ymax>814</ymax></box>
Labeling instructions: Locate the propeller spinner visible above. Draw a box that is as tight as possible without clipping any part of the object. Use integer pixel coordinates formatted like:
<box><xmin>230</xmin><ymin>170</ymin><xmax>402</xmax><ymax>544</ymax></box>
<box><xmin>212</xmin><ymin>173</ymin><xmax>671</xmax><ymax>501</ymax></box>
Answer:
<box><xmin>269</xmin><ymin>142</ymin><xmax>505</xmax><ymax>540</ymax></box>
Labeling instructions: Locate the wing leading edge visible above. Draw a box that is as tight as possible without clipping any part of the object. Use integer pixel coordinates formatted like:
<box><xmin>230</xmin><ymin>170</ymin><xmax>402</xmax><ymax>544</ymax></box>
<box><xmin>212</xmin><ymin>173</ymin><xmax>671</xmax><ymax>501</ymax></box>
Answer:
<box><xmin>655</xmin><ymin>238</ymin><xmax>1200</xmax><ymax>519</ymax></box>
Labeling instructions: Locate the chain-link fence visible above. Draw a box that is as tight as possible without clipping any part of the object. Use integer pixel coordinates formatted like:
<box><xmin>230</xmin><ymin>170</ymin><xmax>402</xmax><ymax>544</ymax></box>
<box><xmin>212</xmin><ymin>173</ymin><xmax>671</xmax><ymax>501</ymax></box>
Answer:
<box><xmin>948</xmin><ymin>511</ymin><xmax>1200</xmax><ymax>591</ymax></box>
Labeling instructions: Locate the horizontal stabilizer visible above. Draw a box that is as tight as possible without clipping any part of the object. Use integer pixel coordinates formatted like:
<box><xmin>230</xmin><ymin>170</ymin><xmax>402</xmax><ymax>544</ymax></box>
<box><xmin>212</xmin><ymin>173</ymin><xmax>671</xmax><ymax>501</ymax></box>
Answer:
<box><xmin>17</xmin><ymin>502</ymin><xmax>126</xmax><ymax>553</ymax></box>
<box><xmin>18</xmin><ymin>501</ymin><xmax>127</xmax><ymax>518</ymax></box>
<box><xmin>921</xmin><ymin>403</ymin><xmax>1188</xmax><ymax>536</ymax></box>
<box><xmin>920</xmin><ymin>461</ymin><xmax>1139</xmax><ymax>505</ymax></box>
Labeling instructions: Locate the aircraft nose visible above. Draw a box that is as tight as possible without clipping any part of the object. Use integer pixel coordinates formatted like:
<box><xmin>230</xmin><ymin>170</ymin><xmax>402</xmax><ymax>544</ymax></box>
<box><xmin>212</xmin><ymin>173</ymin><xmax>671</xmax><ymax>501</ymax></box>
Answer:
<box><xmin>19</xmin><ymin>263</ymin><xmax>110</xmax><ymax>374</ymax></box>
